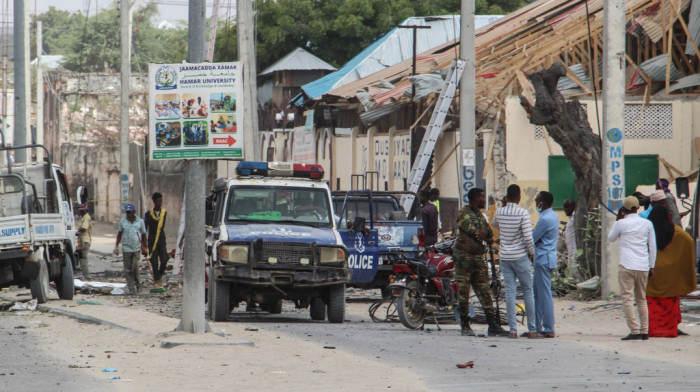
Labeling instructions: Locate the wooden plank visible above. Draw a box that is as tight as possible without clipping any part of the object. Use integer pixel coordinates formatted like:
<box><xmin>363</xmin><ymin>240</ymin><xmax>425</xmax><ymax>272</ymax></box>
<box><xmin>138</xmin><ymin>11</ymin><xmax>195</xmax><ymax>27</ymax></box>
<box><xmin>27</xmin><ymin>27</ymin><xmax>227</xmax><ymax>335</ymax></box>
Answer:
<box><xmin>565</xmin><ymin>67</ymin><xmax>593</xmax><ymax>94</ymax></box>
<box><xmin>668</xmin><ymin>0</ymin><xmax>700</xmax><ymax>60</ymax></box>
<box><xmin>666</xmin><ymin>15</ymin><xmax>673</xmax><ymax>96</ymax></box>
<box><xmin>516</xmin><ymin>70</ymin><xmax>536</xmax><ymax>106</ymax></box>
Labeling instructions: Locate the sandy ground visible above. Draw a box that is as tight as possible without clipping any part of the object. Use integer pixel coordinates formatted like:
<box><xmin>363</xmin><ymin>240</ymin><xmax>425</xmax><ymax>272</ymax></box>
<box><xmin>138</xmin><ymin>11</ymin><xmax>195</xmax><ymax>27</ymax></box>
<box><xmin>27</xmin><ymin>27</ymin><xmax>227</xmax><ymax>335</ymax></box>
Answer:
<box><xmin>3</xmin><ymin>284</ymin><xmax>700</xmax><ymax>392</ymax></box>
<box><xmin>1</xmin><ymin>289</ymin><xmax>437</xmax><ymax>392</ymax></box>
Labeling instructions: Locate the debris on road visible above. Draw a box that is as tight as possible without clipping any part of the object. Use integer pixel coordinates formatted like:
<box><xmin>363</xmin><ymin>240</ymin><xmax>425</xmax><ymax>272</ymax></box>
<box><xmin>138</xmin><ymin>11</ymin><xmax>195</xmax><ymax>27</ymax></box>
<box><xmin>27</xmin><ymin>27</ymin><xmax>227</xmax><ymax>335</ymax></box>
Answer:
<box><xmin>456</xmin><ymin>361</ymin><xmax>475</xmax><ymax>369</ymax></box>
<box><xmin>9</xmin><ymin>299</ymin><xmax>37</xmax><ymax>311</ymax></box>
<box><xmin>102</xmin><ymin>368</ymin><xmax>117</xmax><ymax>372</ymax></box>
<box><xmin>323</xmin><ymin>346</ymin><xmax>336</xmax><ymax>349</ymax></box>
<box><xmin>77</xmin><ymin>299</ymin><xmax>103</xmax><ymax>306</ymax></box>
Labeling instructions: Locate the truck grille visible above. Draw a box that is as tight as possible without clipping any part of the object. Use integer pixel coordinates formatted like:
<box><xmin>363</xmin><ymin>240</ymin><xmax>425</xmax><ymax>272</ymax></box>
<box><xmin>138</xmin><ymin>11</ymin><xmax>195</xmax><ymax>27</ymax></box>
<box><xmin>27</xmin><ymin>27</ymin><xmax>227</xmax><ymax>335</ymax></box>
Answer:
<box><xmin>257</xmin><ymin>242</ymin><xmax>316</xmax><ymax>264</ymax></box>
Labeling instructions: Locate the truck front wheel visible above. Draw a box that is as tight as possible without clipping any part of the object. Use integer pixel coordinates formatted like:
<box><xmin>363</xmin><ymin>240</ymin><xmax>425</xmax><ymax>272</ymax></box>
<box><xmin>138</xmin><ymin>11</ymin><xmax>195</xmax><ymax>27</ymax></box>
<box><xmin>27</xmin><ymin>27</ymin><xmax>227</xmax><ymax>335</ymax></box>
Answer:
<box><xmin>56</xmin><ymin>253</ymin><xmax>74</xmax><ymax>300</ymax></box>
<box><xmin>327</xmin><ymin>284</ymin><xmax>345</xmax><ymax>323</ymax></box>
<box><xmin>210</xmin><ymin>274</ymin><xmax>230</xmax><ymax>321</ymax></box>
<box><xmin>310</xmin><ymin>298</ymin><xmax>326</xmax><ymax>320</ymax></box>
<box><xmin>30</xmin><ymin>260</ymin><xmax>50</xmax><ymax>304</ymax></box>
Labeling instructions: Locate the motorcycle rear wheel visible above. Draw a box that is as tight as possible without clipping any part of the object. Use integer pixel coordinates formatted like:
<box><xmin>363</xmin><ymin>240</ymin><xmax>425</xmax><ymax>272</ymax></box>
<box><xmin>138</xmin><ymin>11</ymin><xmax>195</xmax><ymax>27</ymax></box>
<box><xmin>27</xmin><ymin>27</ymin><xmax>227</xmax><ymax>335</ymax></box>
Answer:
<box><xmin>397</xmin><ymin>281</ymin><xmax>425</xmax><ymax>329</ymax></box>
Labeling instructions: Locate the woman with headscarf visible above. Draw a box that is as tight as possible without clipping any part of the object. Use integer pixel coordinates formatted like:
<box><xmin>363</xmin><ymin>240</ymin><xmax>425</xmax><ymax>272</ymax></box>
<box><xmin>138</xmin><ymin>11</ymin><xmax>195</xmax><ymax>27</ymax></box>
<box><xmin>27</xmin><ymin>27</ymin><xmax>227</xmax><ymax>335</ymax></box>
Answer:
<box><xmin>656</xmin><ymin>178</ymin><xmax>681</xmax><ymax>226</ymax></box>
<box><xmin>646</xmin><ymin>206</ymin><xmax>697</xmax><ymax>337</ymax></box>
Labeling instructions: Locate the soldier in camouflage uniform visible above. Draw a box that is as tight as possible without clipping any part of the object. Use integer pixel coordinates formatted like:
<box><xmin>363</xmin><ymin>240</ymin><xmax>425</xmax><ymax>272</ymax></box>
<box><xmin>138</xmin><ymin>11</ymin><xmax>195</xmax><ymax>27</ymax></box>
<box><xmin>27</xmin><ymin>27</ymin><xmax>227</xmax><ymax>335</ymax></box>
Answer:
<box><xmin>454</xmin><ymin>188</ymin><xmax>509</xmax><ymax>337</ymax></box>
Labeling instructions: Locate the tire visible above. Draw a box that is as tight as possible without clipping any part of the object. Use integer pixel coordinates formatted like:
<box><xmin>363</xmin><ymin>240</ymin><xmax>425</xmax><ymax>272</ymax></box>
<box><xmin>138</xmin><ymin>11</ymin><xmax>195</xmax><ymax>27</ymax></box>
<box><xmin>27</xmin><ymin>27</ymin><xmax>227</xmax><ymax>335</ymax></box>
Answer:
<box><xmin>269</xmin><ymin>299</ymin><xmax>282</xmax><ymax>314</ymax></box>
<box><xmin>30</xmin><ymin>259</ymin><xmax>50</xmax><ymax>304</ymax></box>
<box><xmin>397</xmin><ymin>281</ymin><xmax>425</xmax><ymax>329</ymax></box>
<box><xmin>327</xmin><ymin>284</ymin><xmax>345</xmax><ymax>323</ymax></box>
<box><xmin>210</xmin><ymin>270</ymin><xmax>230</xmax><ymax>321</ymax></box>
<box><xmin>56</xmin><ymin>253</ymin><xmax>74</xmax><ymax>300</ymax></box>
<box><xmin>310</xmin><ymin>298</ymin><xmax>326</xmax><ymax>320</ymax></box>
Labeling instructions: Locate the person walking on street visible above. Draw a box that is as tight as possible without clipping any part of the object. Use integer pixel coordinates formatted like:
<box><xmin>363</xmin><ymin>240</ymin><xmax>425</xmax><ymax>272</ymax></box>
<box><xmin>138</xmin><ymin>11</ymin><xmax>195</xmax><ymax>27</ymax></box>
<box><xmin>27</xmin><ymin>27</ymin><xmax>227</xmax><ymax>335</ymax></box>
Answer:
<box><xmin>646</xmin><ymin>205</ymin><xmax>696</xmax><ymax>337</ymax></box>
<box><xmin>563</xmin><ymin>199</ymin><xmax>579</xmax><ymax>279</ymax></box>
<box><xmin>420</xmin><ymin>189</ymin><xmax>439</xmax><ymax>247</ymax></box>
<box><xmin>145</xmin><ymin>192</ymin><xmax>169</xmax><ymax>288</ymax></box>
<box><xmin>454</xmin><ymin>188</ymin><xmax>509</xmax><ymax>337</ymax></box>
<box><xmin>491</xmin><ymin>184</ymin><xmax>537</xmax><ymax>338</ymax></box>
<box><xmin>607</xmin><ymin>196</ymin><xmax>656</xmax><ymax>341</ymax></box>
<box><xmin>532</xmin><ymin>191</ymin><xmax>558</xmax><ymax>338</ymax></box>
<box><xmin>77</xmin><ymin>204</ymin><xmax>92</xmax><ymax>280</ymax></box>
<box><xmin>114</xmin><ymin>203</ymin><xmax>148</xmax><ymax>295</ymax></box>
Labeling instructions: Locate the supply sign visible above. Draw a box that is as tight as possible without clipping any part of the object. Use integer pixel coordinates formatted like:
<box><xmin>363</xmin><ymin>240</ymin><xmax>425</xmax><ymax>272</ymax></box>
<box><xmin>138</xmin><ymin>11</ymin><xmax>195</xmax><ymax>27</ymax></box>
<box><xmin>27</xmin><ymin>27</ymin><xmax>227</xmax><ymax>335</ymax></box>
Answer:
<box><xmin>148</xmin><ymin>62</ymin><xmax>244</xmax><ymax>160</ymax></box>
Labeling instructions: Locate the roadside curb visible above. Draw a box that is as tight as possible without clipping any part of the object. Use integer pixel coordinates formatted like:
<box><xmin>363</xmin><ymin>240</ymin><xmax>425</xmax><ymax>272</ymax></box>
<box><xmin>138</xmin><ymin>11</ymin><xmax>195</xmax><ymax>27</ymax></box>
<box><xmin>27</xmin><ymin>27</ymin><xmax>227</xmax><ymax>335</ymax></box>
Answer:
<box><xmin>38</xmin><ymin>304</ymin><xmax>141</xmax><ymax>334</ymax></box>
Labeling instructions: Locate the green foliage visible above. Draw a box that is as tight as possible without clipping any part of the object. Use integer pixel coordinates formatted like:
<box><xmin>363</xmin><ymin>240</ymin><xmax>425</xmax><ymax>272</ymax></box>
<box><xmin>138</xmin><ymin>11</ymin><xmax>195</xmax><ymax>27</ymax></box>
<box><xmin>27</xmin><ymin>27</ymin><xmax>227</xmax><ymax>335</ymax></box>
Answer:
<box><xmin>215</xmin><ymin>0</ymin><xmax>522</xmax><ymax>72</ymax></box>
<box><xmin>32</xmin><ymin>0</ymin><xmax>525</xmax><ymax>74</ymax></box>
<box><xmin>34</xmin><ymin>4</ymin><xmax>188</xmax><ymax>73</ymax></box>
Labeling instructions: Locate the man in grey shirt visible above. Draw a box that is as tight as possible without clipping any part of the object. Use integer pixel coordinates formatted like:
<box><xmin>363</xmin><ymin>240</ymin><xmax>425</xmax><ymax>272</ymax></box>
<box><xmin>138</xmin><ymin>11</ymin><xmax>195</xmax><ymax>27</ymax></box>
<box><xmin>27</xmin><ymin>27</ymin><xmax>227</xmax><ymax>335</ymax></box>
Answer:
<box><xmin>491</xmin><ymin>185</ymin><xmax>537</xmax><ymax>338</ymax></box>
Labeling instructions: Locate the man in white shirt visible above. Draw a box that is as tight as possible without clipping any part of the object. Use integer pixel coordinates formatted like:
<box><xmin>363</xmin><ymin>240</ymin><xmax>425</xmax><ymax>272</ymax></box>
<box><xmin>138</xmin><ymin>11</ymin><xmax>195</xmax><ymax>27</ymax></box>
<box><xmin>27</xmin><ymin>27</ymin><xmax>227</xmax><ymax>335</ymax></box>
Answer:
<box><xmin>607</xmin><ymin>195</ymin><xmax>656</xmax><ymax>341</ymax></box>
<box><xmin>491</xmin><ymin>185</ymin><xmax>537</xmax><ymax>338</ymax></box>
<box><xmin>563</xmin><ymin>199</ymin><xmax>578</xmax><ymax>279</ymax></box>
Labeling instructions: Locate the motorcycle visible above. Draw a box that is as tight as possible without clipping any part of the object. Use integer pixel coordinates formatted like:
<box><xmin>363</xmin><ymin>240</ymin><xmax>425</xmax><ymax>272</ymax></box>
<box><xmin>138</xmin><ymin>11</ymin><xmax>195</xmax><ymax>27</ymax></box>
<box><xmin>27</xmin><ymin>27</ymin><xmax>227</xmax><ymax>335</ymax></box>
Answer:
<box><xmin>389</xmin><ymin>238</ymin><xmax>458</xmax><ymax>330</ymax></box>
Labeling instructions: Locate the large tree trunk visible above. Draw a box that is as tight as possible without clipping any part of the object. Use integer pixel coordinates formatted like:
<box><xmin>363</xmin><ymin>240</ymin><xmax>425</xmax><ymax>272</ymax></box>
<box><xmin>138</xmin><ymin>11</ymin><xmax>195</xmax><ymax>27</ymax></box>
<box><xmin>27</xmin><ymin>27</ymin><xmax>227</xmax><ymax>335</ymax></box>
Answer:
<box><xmin>520</xmin><ymin>62</ymin><xmax>602</xmax><ymax>277</ymax></box>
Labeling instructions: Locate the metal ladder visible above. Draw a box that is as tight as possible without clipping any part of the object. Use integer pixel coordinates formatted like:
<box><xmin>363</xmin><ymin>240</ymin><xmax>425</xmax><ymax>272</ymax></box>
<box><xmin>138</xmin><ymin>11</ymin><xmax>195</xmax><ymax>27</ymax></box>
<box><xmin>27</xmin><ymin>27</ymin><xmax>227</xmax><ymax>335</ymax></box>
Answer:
<box><xmin>400</xmin><ymin>59</ymin><xmax>465</xmax><ymax>213</ymax></box>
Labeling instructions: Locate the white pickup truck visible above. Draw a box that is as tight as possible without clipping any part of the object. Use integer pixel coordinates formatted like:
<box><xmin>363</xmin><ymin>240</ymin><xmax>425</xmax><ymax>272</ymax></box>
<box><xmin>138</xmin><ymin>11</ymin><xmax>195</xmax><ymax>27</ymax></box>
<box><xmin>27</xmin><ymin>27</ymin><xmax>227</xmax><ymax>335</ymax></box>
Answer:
<box><xmin>0</xmin><ymin>144</ymin><xmax>77</xmax><ymax>303</ymax></box>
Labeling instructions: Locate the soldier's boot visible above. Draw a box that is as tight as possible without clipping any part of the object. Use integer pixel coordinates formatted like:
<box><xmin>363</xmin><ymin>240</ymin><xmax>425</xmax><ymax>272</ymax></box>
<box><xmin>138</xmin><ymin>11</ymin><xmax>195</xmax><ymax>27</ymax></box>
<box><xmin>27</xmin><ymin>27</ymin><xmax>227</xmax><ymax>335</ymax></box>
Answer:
<box><xmin>486</xmin><ymin>312</ymin><xmax>509</xmax><ymax>337</ymax></box>
<box><xmin>460</xmin><ymin>317</ymin><xmax>476</xmax><ymax>336</ymax></box>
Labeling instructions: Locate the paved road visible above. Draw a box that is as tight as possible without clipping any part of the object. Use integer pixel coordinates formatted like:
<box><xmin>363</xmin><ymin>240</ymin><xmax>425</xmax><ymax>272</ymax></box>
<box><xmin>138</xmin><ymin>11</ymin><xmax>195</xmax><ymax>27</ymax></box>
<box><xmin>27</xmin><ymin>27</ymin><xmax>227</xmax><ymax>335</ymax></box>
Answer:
<box><xmin>223</xmin><ymin>301</ymin><xmax>700</xmax><ymax>392</ymax></box>
<box><xmin>0</xmin><ymin>311</ymin><xmax>115</xmax><ymax>391</ymax></box>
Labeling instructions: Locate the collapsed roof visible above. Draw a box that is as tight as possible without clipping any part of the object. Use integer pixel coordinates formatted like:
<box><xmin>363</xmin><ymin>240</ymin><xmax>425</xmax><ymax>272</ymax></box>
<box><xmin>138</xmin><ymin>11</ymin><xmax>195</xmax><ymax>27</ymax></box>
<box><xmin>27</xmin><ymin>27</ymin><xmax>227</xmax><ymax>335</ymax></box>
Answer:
<box><xmin>309</xmin><ymin>0</ymin><xmax>700</xmax><ymax>126</ymax></box>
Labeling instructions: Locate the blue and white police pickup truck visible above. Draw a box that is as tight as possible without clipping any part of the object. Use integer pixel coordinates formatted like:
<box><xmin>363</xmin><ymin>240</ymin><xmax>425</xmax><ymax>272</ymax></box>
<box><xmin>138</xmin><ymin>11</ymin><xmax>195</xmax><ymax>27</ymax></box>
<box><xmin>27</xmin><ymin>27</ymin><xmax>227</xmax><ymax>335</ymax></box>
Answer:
<box><xmin>0</xmin><ymin>144</ymin><xmax>77</xmax><ymax>303</ymax></box>
<box><xmin>205</xmin><ymin>161</ymin><xmax>349</xmax><ymax>322</ymax></box>
<box><xmin>333</xmin><ymin>191</ymin><xmax>423</xmax><ymax>292</ymax></box>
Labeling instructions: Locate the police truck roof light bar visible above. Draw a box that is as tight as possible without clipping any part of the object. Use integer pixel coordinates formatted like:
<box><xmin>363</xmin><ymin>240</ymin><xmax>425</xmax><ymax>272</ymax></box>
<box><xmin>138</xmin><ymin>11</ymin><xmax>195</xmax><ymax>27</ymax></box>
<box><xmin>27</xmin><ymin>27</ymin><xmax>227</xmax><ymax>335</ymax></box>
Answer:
<box><xmin>236</xmin><ymin>161</ymin><xmax>324</xmax><ymax>179</ymax></box>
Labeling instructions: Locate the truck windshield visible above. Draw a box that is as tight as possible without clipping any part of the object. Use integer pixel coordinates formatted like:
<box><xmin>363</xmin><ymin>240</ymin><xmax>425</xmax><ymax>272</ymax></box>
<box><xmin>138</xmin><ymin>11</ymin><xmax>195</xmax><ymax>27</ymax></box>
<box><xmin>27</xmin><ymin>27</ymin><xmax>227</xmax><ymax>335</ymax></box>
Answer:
<box><xmin>333</xmin><ymin>197</ymin><xmax>403</xmax><ymax>222</ymax></box>
<box><xmin>226</xmin><ymin>186</ymin><xmax>332</xmax><ymax>227</ymax></box>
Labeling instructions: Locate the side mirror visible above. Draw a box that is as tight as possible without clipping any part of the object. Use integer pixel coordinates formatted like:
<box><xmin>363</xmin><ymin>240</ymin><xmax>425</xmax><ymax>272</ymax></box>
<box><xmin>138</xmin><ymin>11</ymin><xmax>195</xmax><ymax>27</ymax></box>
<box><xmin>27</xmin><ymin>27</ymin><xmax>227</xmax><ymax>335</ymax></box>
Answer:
<box><xmin>352</xmin><ymin>217</ymin><xmax>366</xmax><ymax>233</ymax></box>
<box><xmin>676</xmin><ymin>177</ymin><xmax>690</xmax><ymax>199</ymax></box>
<box><xmin>205</xmin><ymin>210</ymin><xmax>215</xmax><ymax>226</ymax></box>
<box><xmin>44</xmin><ymin>179</ymin><xmax>56</xmax><ymax>194</ymax></box>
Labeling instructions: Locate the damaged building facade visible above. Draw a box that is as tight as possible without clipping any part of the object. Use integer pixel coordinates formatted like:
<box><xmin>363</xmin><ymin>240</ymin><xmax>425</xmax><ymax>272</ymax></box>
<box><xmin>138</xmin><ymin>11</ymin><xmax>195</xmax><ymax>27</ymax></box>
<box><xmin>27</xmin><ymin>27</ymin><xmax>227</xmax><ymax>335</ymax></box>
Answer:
<box><xmin>257</xmin><ymin>0</ymin><xmax>700</xmax><ymax>229</ymax></box>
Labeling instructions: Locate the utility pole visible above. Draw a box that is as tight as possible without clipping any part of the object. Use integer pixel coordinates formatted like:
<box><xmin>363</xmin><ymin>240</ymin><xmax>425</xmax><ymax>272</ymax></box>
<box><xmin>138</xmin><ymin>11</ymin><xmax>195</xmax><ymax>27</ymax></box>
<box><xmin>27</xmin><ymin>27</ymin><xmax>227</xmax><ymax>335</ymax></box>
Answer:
<box><xmin>601</xmin><ymin>0</ymin><xmax>626</xmax><ymax>296</ymax></box>
<box><xmin>206</xmin><ymin>0</ymin><xmax>221</xmax><ymax>62</ymax></box>
<box><xmin>13</xmin><ymin>0</ymin><xmax>27</xmax><ymax>161</ymax></box>
<box><xmin>457</xmin><ymin>0</ymin><xmax>476</xmax><ymax>207</ymax></box>
<box><xmin>397</xmin><ymin>24</ymin><xmax>431</xmax><ymax>125</ymax></box>
<box><xmin>177</xmin><ymin>0</ymin><xmax>210</xmax><ymax>334</ymax></box>
<box><xmin>36</xmin><ymin>21</ymin><xmax>43</xmax><ymax>159</ymax></box>
<box><xmin>238</xmin><ymin>0</ymin><xmax>259</xmax><ymax>160</ymax></box>
<box><xmin>119</xmin><ymin>0</ymin><xmax>132</xmax><ymax>211</ymax></box>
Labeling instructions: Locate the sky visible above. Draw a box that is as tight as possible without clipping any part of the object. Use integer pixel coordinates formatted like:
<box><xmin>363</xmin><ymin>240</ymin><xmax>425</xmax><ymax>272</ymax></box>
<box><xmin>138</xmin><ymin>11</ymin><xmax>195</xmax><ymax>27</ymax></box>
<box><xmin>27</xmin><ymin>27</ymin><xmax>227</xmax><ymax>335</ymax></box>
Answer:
<box><xmin>3</xmin><ymin>0</ymin><xmax>237</xmax><ymax>24</ymax></box>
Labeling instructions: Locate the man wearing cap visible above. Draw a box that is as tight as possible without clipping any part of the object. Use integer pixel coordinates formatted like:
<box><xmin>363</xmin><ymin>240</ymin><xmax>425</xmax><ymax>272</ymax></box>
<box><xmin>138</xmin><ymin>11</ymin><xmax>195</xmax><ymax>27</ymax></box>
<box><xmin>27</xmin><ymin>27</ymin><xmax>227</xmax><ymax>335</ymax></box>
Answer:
<box><xmin>607</xmin><ymin>196</ymin><xmax>656</xmax><ymax>341</ymax></box>
<box><xmin>114</xmin><ymin>203</ymin><xmax>148</xmax><ymax>295</ymax></box>
<box><xmin>77</xmin><ymin>204</ymin><xmax>92</xmax><ymax>280</ymax></box>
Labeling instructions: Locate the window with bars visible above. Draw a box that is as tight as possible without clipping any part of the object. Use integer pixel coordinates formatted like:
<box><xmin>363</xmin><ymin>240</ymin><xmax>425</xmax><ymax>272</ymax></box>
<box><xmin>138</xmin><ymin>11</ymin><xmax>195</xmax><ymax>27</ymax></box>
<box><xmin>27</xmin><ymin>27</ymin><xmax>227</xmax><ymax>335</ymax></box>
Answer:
<box><xmin>532</xmin><ymin>103</ymin><xmax>671</xmax><ymax>140</ymax></box>
<box><xmin>624</xmin><ymin>104</ymin><xmax>672</xmax><ymax>139</ymax></box>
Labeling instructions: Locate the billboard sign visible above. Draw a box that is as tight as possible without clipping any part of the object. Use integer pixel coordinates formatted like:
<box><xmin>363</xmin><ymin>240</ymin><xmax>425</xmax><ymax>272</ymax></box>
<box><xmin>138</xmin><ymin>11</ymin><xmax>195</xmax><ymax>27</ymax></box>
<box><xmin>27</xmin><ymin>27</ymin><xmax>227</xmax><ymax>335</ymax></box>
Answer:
<box><xmin>148</xmin><ymin>62</ymin><xmax>244</xmax><ymax>160</ymax></box>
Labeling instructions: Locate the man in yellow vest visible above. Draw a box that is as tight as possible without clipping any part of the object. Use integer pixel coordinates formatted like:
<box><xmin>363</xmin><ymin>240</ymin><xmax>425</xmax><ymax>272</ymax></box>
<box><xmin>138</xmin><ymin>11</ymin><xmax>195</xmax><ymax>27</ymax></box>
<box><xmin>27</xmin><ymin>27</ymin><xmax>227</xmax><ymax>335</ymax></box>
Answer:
<box><xmin>144</xmin><ymin>192</ymin><xmax>169</xmax><ymax>288</ymax></box>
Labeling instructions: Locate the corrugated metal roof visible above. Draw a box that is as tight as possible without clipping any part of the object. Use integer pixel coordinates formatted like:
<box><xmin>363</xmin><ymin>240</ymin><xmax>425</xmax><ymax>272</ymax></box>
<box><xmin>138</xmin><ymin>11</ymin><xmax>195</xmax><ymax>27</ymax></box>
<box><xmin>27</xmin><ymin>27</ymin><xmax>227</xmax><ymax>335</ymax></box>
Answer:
<box><xmin>686</xmin><ymin>0</ymin><xmax>700</xmax><ymax>55</ymax></box>
<box><xmin>259</xmin><ymin>47</ymin><xmax>336</xmax><ymax>76</ymax></box>
<box><xmin>300</xmin><ymin>15</ymin><xmax>503</xmax><ymax>100</ymax></box>
<box><xmin>637</xmin><ymin>54</ymin><xmax>684</xmax><ymax>83</ymax></box>
<box><xmin>668</xmin><ymin>74</ymin><xmax>700</xmax><ymax>92</ymax></box>
<box><xmin>557</xmin><ymin>64</ymin><xmax>590</xmax><ymax>90</ymax></box>
<box><xmin>31</xmin><ymin>55</ymin><xmax>64</xmax><ymax>69</ymax></box>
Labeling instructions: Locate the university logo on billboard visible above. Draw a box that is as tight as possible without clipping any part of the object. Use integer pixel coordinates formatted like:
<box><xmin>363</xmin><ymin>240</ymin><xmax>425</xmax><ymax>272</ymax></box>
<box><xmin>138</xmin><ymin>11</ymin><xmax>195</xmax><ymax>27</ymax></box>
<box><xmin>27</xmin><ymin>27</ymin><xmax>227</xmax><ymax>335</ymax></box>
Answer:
<box><xmin>155</xmin><ymin>65</ymin><xmax>178</xmax><ymax>90</ymax></box>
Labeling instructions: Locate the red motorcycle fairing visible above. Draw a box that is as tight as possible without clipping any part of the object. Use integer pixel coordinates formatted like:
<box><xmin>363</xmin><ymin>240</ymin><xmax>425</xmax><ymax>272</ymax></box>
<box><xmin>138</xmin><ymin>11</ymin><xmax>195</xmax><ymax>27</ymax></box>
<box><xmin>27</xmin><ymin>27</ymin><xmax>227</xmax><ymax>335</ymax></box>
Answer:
<box><xmin>426</xmin><ymin>254</ymin><xmax>454</xmax><ymax>276</ymax></box>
